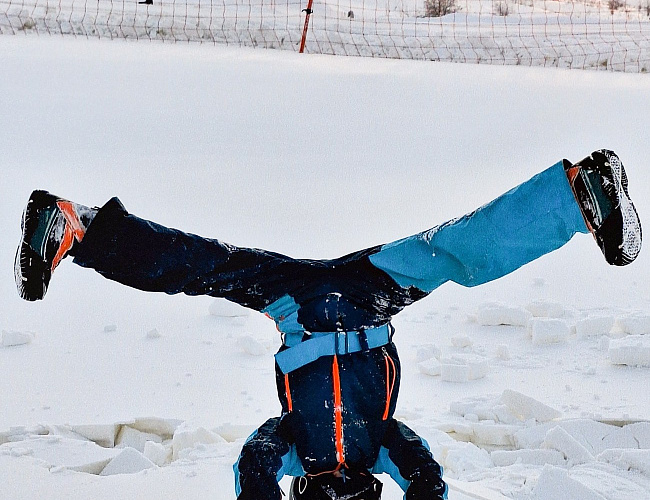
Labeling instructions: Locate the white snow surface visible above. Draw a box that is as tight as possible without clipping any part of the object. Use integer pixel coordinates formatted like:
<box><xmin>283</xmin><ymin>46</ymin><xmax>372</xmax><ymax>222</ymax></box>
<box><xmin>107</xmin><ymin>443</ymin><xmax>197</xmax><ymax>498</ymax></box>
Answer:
<box><xmin>1</xmin><ymin>36</ymin><xmax>650</xmax><ymax>500</ymax></box>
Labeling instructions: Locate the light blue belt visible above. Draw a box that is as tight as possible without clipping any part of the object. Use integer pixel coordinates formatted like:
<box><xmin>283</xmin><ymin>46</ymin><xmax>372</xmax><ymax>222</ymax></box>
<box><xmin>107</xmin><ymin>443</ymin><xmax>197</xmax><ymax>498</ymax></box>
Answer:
<box><xmin>275</xmin><ymin>324</ymin><xmax>393</xmax><ymax>374</ymax></box>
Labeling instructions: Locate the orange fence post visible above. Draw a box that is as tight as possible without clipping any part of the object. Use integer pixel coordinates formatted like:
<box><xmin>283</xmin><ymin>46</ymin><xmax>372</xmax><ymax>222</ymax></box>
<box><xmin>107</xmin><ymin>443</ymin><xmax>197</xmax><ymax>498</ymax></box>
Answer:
<box><xmin>299</xmin><ymin>0</ymin><xmax>314</xmax><ymax>53</ymax></box>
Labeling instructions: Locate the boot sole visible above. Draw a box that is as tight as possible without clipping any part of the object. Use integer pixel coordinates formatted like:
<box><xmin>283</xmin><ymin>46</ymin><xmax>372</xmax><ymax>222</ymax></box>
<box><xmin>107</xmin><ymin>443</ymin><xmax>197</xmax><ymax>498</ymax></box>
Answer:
<box><xmin>14</xmin><ymin>190</ymin><xmax>57</xmax><ymax>301</ymax></box>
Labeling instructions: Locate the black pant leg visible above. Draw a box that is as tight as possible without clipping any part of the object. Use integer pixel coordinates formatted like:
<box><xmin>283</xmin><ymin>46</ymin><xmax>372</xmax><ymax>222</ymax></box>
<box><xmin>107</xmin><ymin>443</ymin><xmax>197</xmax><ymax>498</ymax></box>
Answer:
<box><xmin>72</xmin><ymin>197</ymin><xmax>299</xmax><ymax>311</ymax></box>
<box><xmin>235</xmin><ymin>416</ymin><xmax>295</xmax><ymax>500</ymax></box>
<box><xmin>382</xmin><ymin>419</ymin><xmax>447</xmax><ymax>500</ymax></box>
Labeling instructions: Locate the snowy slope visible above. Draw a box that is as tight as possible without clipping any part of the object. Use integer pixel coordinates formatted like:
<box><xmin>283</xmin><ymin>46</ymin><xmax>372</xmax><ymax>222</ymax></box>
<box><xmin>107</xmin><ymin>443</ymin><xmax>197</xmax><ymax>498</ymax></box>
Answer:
<box><xmin>1</xmin><ymin>36</ymin><xmax>650</xmax><ymax>499</ymax></box>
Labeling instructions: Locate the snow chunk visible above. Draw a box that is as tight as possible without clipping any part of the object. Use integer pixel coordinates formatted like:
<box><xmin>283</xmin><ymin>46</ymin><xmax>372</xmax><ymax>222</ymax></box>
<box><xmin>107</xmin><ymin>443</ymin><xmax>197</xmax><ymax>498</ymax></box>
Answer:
<box><xmin>575</xmin><ymin>316</ymin><xmax>615</xmax><ymax>338</ymax></box>
<box><xmin>415</xmin><ymin>344</ymin><xmax>441</xmax><ymax>362</ymax></box>
<box><xmin>543</xmin><ymin>425</ymin><xmax>595</xmax><ymax>465</ymax></box>
<box><xmin>172</xmin><ymin>425</ymin><xmax>225</xmax><ymax>460</ymax></box>
<box><xmin>451</xmin><ymin>336</ymin><xmax>473</xmax><ymax>348</ymax></box>
<box><xmin>617</xmin><ymin>312</ymin><xmax>650</xmax><ymax>336</ymax></box>
<box><xmin>99</xmin><ymin>447</ymin><xmax>156</xmax><ymax>476</ymax></box>
<box><xmin>143</xmin><ymin>441</ymin><xmax>172</xmax><ymax>466</ymax></box>
<box><xmin>0</xmin><ymin>436</ymin><xmax>120</xmax><ymax>474</ymax></box>
<box><xmin>526</xmin><ymin>300</ymin><xmax>566</xmax><ymax>318</ymax></box>
<box><xmin>495</xmin><ymin>344</ymin><xmax>510</xmax><ymax>360</ymax></box>
<box><xmin>515</xmin><ymin>419</ymin><xmax>639</xmax><ymax>455</ymax></box>
<box><xmin>450</xmin><ymin>393</ymin><xmax>525</xmax><ymax>424</ymax></box>
<box><xmin>128</xmin><ymin>417</ymin><xmax>182</xmax><ymax>440</ymax></box>
<box><xmin>236</xmin><ymin>335</ymin><xmax>267</xmax><ymax>356</ymax></box>
<box><xmin>626</xmin><ymin>422</ymin><xmax>650</xmax><ymax>448</ymax></box>
<box><xmin>441</xmin><ymin>441</ymin><xmax>493</xmax><ymax>474</ymax></box>
<box><xmin>500</xmin><ymin>389</ymin><xmax>561</xmax><ymax>423</ymax></box>
<box><xmin>477</xmin><ymin>303</ymin><xmax>531</xmax><ymax>327</ymax></box>
<box><xmin>2</xmin><ymin>330</ymin><xmax>34</xmax><ymax>347</ymax></box>
<box><xmin>146</xmin><ymin>328</ymin><xmax>162</xmax><ymax>339</ymax></box>
<box><xmin>115</xmin><ymin>426</ymin><xmax>163</xmax><ymax>453</ymax></box>
<box><xmin>491</xmin><ymin>448</ymin><xmax>565</xmax><ymax>467</ymax></box>
<box><xmin>598</xmin><ymin>448</ymin><xmax>650</xmax><ymax>475</ymax></box>
<box><xmin>608</xmin><ymin>335</ymin><xmax>650</xmax><ymax>367</ymax></box>
<box><xmin>471</xmin><ymin>423</ymin><xmax>518</xmax><ymax>447</ymax></box>
<box><xmin>418</xmin><ymin>357</ymin><xmax>441</xmax><ymax>376</ymax></box>
<box><xmin>213</xmin><ymin>423</ymin><xmax>257</xmax><ymax>442</ymax></box>
<box><xmin>70</xmin><ymin>424</ymin><xmax>119</xmax><ymax>448</ymax></box>
<box><xmin>209</xmin><ymin>299</ymin><xmax>250</xmax><ymax>318</ymax></box>
<box><xmin>528</xmin><ymin>318</ymin><xmax>570</xmax><ymax>345</ymax></box>
<box><xmin>534</xmin><ymin>465</ymin><xmax>607</xmax><ymax>500</ymax></box>
<box><xmin>440</xmin><ymin>355</ymin><xmax>489</xmax><ymax>382</ymax></box>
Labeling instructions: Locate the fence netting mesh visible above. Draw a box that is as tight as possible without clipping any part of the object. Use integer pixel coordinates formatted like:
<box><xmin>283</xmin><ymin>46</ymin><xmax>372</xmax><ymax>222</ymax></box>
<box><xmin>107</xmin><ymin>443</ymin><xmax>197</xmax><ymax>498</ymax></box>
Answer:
<box><xmin>2</xmin><ymin>0</ymin><xmax>649</xmax><ymax>71</ymax></box>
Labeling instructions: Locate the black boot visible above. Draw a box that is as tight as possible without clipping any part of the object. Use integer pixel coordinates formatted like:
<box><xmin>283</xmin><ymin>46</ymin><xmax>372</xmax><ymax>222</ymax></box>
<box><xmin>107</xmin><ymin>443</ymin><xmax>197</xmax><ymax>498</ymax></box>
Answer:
<box><xmin>565</xmin><ymin>150</ymin><xmax>642</xmax><ymax>266</ymax></box>
<box><xmin>15</xmin><ymin>190</ymin><xmax>95</xmax><ymax>301</ymax></box>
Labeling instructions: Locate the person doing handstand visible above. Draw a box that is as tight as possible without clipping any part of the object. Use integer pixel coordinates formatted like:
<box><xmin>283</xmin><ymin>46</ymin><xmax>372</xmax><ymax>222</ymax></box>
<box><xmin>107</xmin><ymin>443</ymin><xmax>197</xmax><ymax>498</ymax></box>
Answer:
<box><xmin>15</xmin><ymin>150</ymin><xmax>641</xmax><ymax>500</ymax></box>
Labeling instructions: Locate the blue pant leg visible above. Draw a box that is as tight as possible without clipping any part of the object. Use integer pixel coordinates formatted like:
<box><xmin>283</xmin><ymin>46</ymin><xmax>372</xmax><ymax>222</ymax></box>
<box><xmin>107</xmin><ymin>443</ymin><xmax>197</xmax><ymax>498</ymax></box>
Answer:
<box><xmin>369</xmin><ymin>161</ymin><xmax>589</xmax><ymax>292</ymax></box>
<box><xmin>234</xmin><ymin>416</ymin><xmax>304</xmax><ymax>500</ymax></box>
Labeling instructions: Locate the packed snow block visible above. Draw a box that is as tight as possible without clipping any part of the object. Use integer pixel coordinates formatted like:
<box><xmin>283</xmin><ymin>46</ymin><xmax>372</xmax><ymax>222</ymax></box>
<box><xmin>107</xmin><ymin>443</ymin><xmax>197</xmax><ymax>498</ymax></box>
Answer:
<box><xmin>440</xmin><ymin>355</ymin><xmax>489</xmax><ymax>382</ymax></box>
<box><xmin>466</xmin><ymin>357</ymin><xmax>489</xmax><ymax>380</ymax></box>
<box><xmin>236</xmin><ymin>335</ymin><xmax>267</xmax><ymax>356</ymax></box>
<box><xmin>441</xmin><ymin>362</ymin><xmax>470</xmax><ymax>382</ymax></box>
<box><xmin>517</xmin><ymin>419</ymin><xmax>637</xmax><ymax>456</ymax></box>
<box><xmin>543</xmin><ymin>425</ymin><xmax>595</xmax><ymax>465</ymax></box>
<box><xmin>70</xmin><ymin>424</ymin><xmax>120</xmax><ymax>448</ymax></box>
<box><xmin>415</xmin><ymin>344</ymin><xmax>441</xmax><ymax>362</ymax></box>
<box><xmin>500</xmin><ymin>389</ymin><xmax>561</xmax><ymax>423</ymax></box>
<box><xmin>115</xmin><ymin>426</ymin><xmax>163</xmax><ymax>453</ymax></box>
<box><xmin>534</xmin><ymin>465</ymin><xmax>607</xmax><ymax>500</ymax></box>
<box><xmin>418</xmin><ymin>357</ymin><xmax>441</xmax><ymax>376</ymax></box>
<box><xmin>209</xmin><ymin>299</ymin><xmax>250</xmax><ymax>318</ymax></box>
<box><xmin>129</xmin><ymin>417</ymin><xmax>182</xmax><ymax>440</ymax></box>
<box><xmin>597</xmin><ymin>449</ymin><xmax>650</xmax><ymax>475</ymax></box>
<box><xmin>172</xmin><ymin>426</ymin><xmax>225</xmax><ymax>460</ymax></box>
<box><xmin>444</xmin><ymin>478</ymin><xmax>510</xmax><ymax>500</ymax></box>
<box><xmin>527</xmin><ymin>318</ymin><xmax>570</xmax><ymax>345</ymax></box>
<box><xmin>99</xmin><ymin>447</ymin><xmax>157</xmax><ymax>476</ymax></box>
<box><xmin>213</xmin><ymin>423</ymin><xmax>257</xmax><ymax>442</ymax></box>
<box><xmin>597</xmin><ymin>424</ymin><xmax>641</xmax><ymax>451</ymax></box>
<box><xmin>476</xmin><ymin>303</ymin><xmax>531</xmax><ymax>327</ymax></box>
<box><xmin>449</xmin><ymin>394</ymin><xmax>522</xmax><ymax>424</ymax></box>
<box><xmin>617</xmin><ymin>312</ymin><xmax>650</xmax><ymax>336</ymax></box>
<box><xmin>471</xmin><ymin>423</ymin><xmax>518</xmax><ymax>447</ymax></box>
<box><xmin>450</xmin><ymin>395</ymin><xmax>496</xmax><ymax>419</ymax></box>
<box><xmin>442</xmin><ymin>441</ymin><xmax>493</xmax><ymax>474</ymax></box>
<box><xmin>143</xmin><ymin>441</ymin><xmax>172</xmax><ymax>466</ymax></box>
<box><xmin>0</xmin><ymin>425</ymin><xmax>50</xmax><ymax>445</ymax></box>
<box><xmin>626</xmin><ymin>422</ymin><xmax>650</xmax><ymax>448</ymax></box>
<box><xmin>451</xmin><ymin>335</ymin><xmax>473</xmax><ymax>348</ymax></box>
<box><xmin>146</xmin><ymin>328</ymin><xmax>162</xmax><ymax>339</ymax></box>
<box><xmin>495</xmin><ymin>344</ymin><xmax>510</xmax><ymax>360</ymax></box>
<box><xmin>1</xmin><ymin>330</ymin><xmax>34</xmax><ymax>347</ymax></box>
<box><xmin>575</xmin><ymin>316</ymin><xmax>615</xmax><ymax>338</ymax></box>
<box><xmin>0</xmin><ymin>436</ymin><xmax>120</xmax><ymax>474</ymax></box>
<box><xmin>608</xmin><ymin>335</ymin><xmax>650</xmax><ymax>367</ymax></box>
<box><xmin>526</xmin><ymin>300</ymin><xmax>566</xmax><ymax>319</ymax></box>
<box><xmin>491</xmin><ymin>448</ymin><xmax>566</xmax><ymax>467</ymax></box>
<box><xmin>437</xmin><ymin>422</ymin><xmax>474</xmax><ymax>443</ymax></box>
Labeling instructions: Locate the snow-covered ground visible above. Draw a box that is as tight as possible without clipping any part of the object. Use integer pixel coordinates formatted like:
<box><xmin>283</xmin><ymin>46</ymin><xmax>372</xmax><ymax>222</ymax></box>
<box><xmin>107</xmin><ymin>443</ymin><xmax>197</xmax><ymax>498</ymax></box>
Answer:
<box><xmin>1</xmin><ymin>36</ymin><xmax>650</xmax><ymax>499</ymax></box>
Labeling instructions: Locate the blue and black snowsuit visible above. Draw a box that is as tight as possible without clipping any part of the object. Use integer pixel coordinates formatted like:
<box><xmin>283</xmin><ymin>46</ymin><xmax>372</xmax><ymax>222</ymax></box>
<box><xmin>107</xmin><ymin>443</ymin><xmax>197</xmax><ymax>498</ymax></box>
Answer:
<box><xmin>70</xmin><ymin>161</ymin><xmax>588</xmax><ymax>499</ymax></box>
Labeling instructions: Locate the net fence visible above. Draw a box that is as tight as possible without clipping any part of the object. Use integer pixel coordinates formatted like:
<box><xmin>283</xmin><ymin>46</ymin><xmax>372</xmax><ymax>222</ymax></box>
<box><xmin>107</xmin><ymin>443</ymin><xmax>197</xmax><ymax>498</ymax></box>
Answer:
<box><xmin>2</xmin><ymin>0</ymin><xmax>649</xmax><ymax>71</ymax></box>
